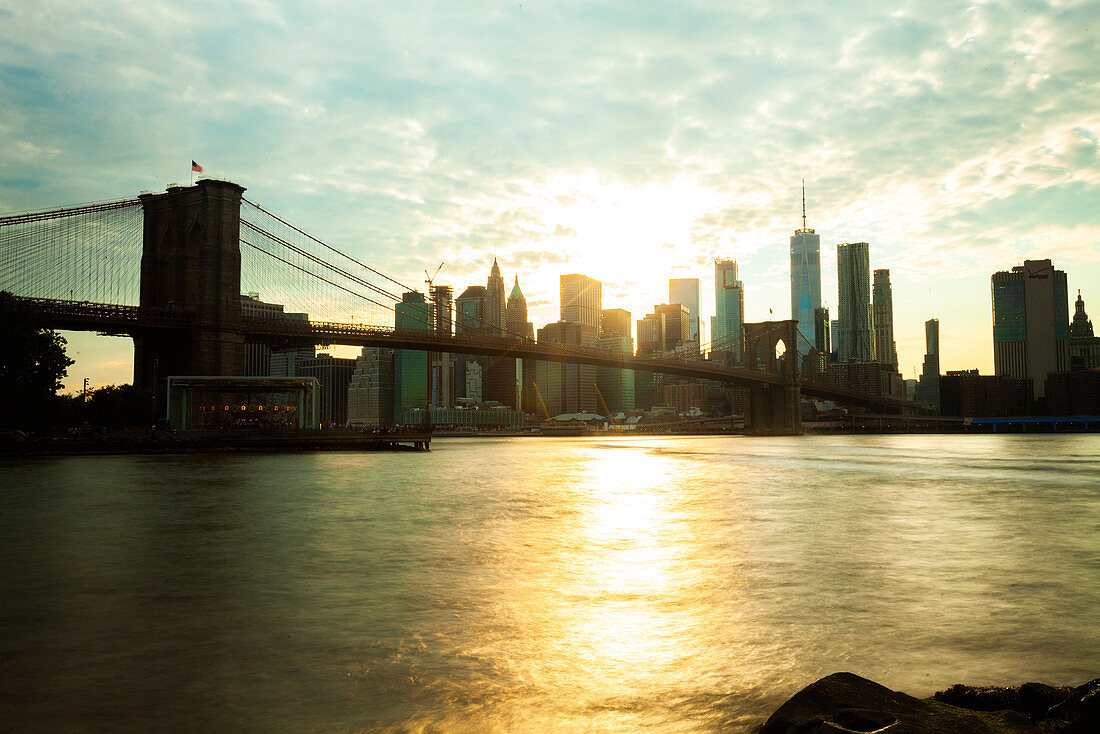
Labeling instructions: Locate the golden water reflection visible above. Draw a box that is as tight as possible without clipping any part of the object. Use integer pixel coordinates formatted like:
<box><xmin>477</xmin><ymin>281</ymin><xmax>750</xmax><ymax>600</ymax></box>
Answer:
<box><xmin>490</xmin><ymin>442</ymin><xmax>735</xmax><ymax>731</ymax></box>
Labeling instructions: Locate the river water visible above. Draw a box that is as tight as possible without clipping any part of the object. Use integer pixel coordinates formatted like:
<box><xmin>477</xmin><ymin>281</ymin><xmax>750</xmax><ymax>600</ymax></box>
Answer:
<box><xmin>1</xmin><ymin>435</ymin><xmax>1098</xmax><ymax>732</ymax></box>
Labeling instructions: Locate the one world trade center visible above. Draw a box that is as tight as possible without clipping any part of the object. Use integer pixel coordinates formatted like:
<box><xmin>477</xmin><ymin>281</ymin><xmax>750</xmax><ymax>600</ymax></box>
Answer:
<box><xmin>790</xmin><ymin>181</ymin><xmax>821</xmax><ymax>356</ymax></box>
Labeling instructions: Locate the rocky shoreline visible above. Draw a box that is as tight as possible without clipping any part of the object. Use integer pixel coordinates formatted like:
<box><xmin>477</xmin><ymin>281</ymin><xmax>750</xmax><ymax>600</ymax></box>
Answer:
<box><xmin>759</xmin><ymin>672</ymin><xmax>1098</xmax><ymax>733</ymax></box>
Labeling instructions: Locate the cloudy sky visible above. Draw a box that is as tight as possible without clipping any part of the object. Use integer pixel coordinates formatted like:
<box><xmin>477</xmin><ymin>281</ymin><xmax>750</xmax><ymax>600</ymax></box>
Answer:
<box><xmin>2</xmin><ymin>0</ymin><xmax>1098</xmax><ymax>390</ymax></box>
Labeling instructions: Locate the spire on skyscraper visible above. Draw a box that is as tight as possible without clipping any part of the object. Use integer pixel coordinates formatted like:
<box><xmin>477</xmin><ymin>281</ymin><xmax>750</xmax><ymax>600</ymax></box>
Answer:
<box><xmin>801</xmin><ymin>178</ymin><xmax>807</xmax><ymax>231</ymax></box>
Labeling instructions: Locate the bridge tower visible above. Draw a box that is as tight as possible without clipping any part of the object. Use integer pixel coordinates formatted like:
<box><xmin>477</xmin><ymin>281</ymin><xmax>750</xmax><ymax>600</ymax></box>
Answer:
<box><xmin>742</xmin><ymin>320</ymin><xmax>802</xmax><ymax>435</ymax></box>
<box><xmin>134</xmin><ymin>179</ymin><xmax>247</xmax><ymax>406</ymax></box>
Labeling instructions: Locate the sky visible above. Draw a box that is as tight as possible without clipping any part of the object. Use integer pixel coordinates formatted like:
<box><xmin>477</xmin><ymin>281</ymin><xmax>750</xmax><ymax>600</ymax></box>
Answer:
<box><xmin>2</xmin><ymin>0</ymin><xmax>1098</xmax><ymax>391</ymax></box>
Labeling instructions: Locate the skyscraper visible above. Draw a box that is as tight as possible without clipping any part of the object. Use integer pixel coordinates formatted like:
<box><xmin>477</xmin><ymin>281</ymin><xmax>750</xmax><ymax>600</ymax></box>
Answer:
<box><xmin>506</xmin><ymin>276</ymin><xmax>535</xmax><ymax>341</ymax></box>
<box><xmin>394</xmin><ymin>291</ymin><xmax>430</xmax><ymax>421</ymax></box>
<box><xmin>872</xmin><ymin>269</ymin><xmax>898</xmax><ymax>369</ymax></box>
<box><xmin>487</xmin><ymin>258</ymin><xmax>506</xmax><ymax>335</ymax></box>
<box><xmin>299</xmin><ymin>353</ymin><xmax>357</xmax><ymax>426</ymax></box>
<box><xmin>790</xmin><ymin>182</ymin><xmax>821</xmax><ymax>356</ymax></box>
<box><xmin>428</xmin><ymin>284</ymin><xmax>454</xmax><ymax>409</ymax></box>
<box><xmin>991</xmin><ymin>259</ymin><xmax>1069</xmax><ymax>398</ymax></box>
<box><xmin>713</xmin><ymin>259</ymin><xmax>744</xmax><ymax>361</ymax></box>
<box><xmin>454</xmin><ymin>285</ymin><xmax>487</xmax><ymax>404</ymax></box>
<box><xmin>916</xmin><ymin>318</ymin><xmax>941</xmax><ymax>409</ymax></box>
<box><xmin>560</xmin><ymin>274</ymin><xmax>602</xmax><ymax>330</ymax></box>
<box><xmin>600</xmin><ymin>308</ymin><xmax>631</xmax><ymax>339</ymax></box>
<box><xmin>347</xmin><ymin>347</ymin><xmax>394</xmax><ymax>427</ymax></box>
<box><xmin>507</xmin><ymin>276</ymin><xmax>537</xmax><ymax>412</ymax></box>
<box><xmin>837</xmin><ymin>242</ymin><xmax>873</xmax><ymax>362</ymax></box>
<box><xmin>668</xmin><ymin>278</ymin><xmax>701</xmax><ymax>344</ymax></box>
<box><xmin>536</xmin><ymin>320</ymin><xmax>598</xmax><ymax>416</ymax></box>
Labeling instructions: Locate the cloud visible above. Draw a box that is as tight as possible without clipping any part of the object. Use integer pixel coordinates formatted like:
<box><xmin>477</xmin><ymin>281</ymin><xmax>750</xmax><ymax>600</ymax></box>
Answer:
<box><xmin>3</xmin><ymin>0</ymin><xmax>1099</xmax><ymax>380</ymax></box>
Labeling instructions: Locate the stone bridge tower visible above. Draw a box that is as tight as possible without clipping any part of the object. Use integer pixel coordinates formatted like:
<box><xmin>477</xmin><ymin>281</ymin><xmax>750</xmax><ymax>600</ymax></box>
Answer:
<box><xmin>133</xmin><ymin>179</ymin><xmax>247</xmax><ymax>405</ymax></box>
<box><xmin>742</xmin><ymin>320</ymin><xmax>802</xmax><ymax>435</ymax></box>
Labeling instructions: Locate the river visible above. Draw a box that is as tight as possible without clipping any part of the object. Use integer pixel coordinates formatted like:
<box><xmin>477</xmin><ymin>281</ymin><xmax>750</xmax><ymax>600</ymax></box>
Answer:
<box><xmin>1</xmin><ymin>434</ymin><xmax>1097</xmax><ymax>732</ymax></box>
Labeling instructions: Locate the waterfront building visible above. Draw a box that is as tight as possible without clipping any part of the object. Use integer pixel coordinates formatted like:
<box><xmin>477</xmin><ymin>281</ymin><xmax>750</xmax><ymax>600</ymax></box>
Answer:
<box><xmin>401</xmin><ymin>406</ymin><xmax>524</xmax><ymax>432</ymax></box>
<box><xmin>872</xmin><ymin>269</ymin><xmax>898</xmax><ymax>369</ymax></box>
<box><xmin>940</xmin><ymin>369</ymin><xmax>1034</xmax><ymax>417</ymax></box>
<box><xmin>600</xmin><ymin>308</ymin><xmax>631</xmax><ymax>339</ymax></box>
<box><xmin>394</xmin><ymin>291</ymin><xmax>430</xmax><ymax>421</ymax></box>
<box><xmin>837</xmin><ymin>242</ymin><xmax>874</xmax><ymax>362</ymax></box>
<box><xmin>347</xmin><ymin>347</ymin><xmax>394</xmax><ymax>427</ymax></box>
<box><xmin>483</xmin><ymin>262</ymin><xmax>519</xmax><ymax>408</ymax></box>
<box><xmin>299</xmin><ymin>353</ymin><xmax>357</xmax><ymax>425</ymax></box>
<box><xmin>669</xmin><ymin>278</ymin><xmax>701</xmax><ymax>343</ymax></box>
<box><xmin>560</xmin><ymin>274</ymin><xmax>602</xmax><ymax>330</ymax></box>
<box><xmin>1046</xmin><ymin>370</ymin><xmax>1100</xmax><ymax>415</ymax></box>
<box><xmin>790</xmin><ymin>183</ymin><xmax>821</xmax><ymax>356</ymax></box>
<box><xmin>713</xmin><ymin>259</ymin><xmax>744</xmax><ymax>361</ymax></box>
<box><xmin>536</xmin><ymin>321</ymin><xmax>598</xmax><ymax>416</ymax></box>
<box><xmin>1069</xmin><ymin>290</ymin><xmax>1100</xmax><ymax>371</ymax></box>
<box><xmin>916</xmin><ymin>318</ymin><xmax>941</xmax><ymax>410</ymax></box>
<box><xmin>991</xmin><ymin>259</ymin><xmax>1069</xmax><ymax>398</ymax></box>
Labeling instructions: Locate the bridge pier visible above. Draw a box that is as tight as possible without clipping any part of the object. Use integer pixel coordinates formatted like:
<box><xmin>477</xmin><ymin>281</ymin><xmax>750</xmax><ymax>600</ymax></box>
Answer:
<box><xmin>742</xmin><ymin>320</ymin><xmax>803</xmax><ymax>436</ymax></box>
<box><xmin>134</xmin><ymin>180</ymin><xmax>247</xmax><ymax>412</ymax></box>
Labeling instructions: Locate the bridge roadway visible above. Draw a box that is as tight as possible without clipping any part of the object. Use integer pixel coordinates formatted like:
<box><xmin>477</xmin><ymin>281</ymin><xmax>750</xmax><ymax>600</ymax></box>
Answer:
<box><xmin>18</xmin><ymin>296</ymin><xmax>910</xmax><ymax>413</ymax></box>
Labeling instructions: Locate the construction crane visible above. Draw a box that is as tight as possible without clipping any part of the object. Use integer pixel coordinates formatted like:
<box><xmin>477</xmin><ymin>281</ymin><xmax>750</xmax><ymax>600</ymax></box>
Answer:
<box><xmin>424</xmin><ymin>262</ymin><xmax>444</xmax><ymax>290</ymax></box>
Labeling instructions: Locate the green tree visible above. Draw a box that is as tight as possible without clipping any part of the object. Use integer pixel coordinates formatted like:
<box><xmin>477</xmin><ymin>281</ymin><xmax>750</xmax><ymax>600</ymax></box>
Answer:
<box><xmin>84</xmin><ymin>384</ymin><xmax>154</xmax><ymax>428</ymax></box>
<box><xmin>0</xmin><ymin>291</ymin><xmax>74</xmax><ymax>431</ymax></box>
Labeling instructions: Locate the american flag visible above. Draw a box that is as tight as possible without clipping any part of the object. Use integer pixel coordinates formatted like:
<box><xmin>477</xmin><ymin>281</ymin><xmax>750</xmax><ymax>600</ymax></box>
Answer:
<box><xmin>191</xmin><ymin>160</ymin><xmax>203</xmax><ymax>173</ymax></box>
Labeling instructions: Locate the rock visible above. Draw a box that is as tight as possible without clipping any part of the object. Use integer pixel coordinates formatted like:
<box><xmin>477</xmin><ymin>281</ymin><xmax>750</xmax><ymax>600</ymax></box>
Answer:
<box><xmin>1044</xmin><ymin>678</ymin><xmax>1100</xmax><ymax>733</ymax></box>
<box><xmin>932</xmin><ymin>682</ymin><xmax>1072</xmax><ymax>721</ymax></box>
<box><xmin>759</xmin><ymin>672</ymin><xmax>1040</xmax><ymax>734</ymax></box>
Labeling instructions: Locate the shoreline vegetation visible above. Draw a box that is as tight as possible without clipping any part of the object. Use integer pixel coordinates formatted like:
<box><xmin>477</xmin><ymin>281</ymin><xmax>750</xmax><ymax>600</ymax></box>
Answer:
<box><xmin>760</xmin><ymin>673</ymin><xmax>1099</xmax><ymax>733</ymax></box>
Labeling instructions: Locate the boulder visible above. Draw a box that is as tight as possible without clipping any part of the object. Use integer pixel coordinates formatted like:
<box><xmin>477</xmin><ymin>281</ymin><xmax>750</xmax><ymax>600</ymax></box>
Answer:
<box><xmin>932</xmin><ymin>682</ymin><xmax>1073</xmax><ymax>721</ymax></box>
<box><xmin>1044</xmin><ymin>678</ymin><xmax>1100</xmax><ymax>734</ymax></box>
<box><xmin>759</xmin><ymin>672</ymin><xmax>1040</xmax><ymax>734</ymax></box>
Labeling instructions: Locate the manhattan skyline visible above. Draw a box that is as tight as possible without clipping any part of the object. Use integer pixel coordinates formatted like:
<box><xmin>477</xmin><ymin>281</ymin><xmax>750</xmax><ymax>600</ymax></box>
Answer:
<box><xmin>1</xmin><ymin>1</ymin><xmax>1098</xmax><ymax>390</ymax></box>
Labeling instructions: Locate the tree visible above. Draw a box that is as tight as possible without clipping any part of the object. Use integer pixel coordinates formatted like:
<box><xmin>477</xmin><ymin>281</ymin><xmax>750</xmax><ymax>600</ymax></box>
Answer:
<box><xmin>0</xmin><ymin>291</ymin><xmax>74</xmax><ymax>430</ymax></box>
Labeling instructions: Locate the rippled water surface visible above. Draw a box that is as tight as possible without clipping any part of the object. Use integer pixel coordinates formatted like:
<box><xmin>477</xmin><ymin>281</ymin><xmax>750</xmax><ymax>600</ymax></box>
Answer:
<box><xmin>2</xmin><ymin>434</ymin><xmax>1098</xmax><ymax>732</ymax></box>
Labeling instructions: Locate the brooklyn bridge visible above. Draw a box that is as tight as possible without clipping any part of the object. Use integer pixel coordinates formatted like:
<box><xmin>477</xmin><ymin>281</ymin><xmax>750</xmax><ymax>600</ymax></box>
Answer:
<box><xmin>1</xmin><ymin>178</ymin><xmax>917</xmax><ymax>435</ymax></box>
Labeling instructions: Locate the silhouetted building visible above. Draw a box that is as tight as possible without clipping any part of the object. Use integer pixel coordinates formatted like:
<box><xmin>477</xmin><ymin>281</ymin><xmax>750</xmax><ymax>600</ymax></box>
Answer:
<box><xmin>916</xmin><ymin>318</ymin><xmax>941</xmax><ymax>410</ymax></box>
<box><xmin>299</xmin><ymin>354</ymin><xmax>356</xmax><ymax>425</ymax></box>
<box><xmin>941</xmin><ymin>369</ymin><xmax>1034</xmax><ymax>417</ymax></box>
<box><xmin>992</xmin><ymin>259</ymin><xmax>1069</xmax><ymax>398</ymax></box>
<box><xmin>560</xmin><ymin>274</ymin><xmax>602</xmax><ymax>330</ymax></box>
<box><xmin>837</xmin><ymin>242</ymin><xmax>873</xmax><ymax>362</ymax></box>
<box><xmin>790</xmin><ymin>182</ymin><xmax>821</xmax><ymax>356</ymax></box>
<box><xmin>669</xmin><ymin>278</ymin><xmax>701</xmax><ymax>343</ymax></box>
<box><xmin>1069</xmin><ymin>290</ymin><xmax>1100</xmax><ymax>371</ymax></box>
<box><xmin>872</xmin><ymin>269</ymin><xmax>898</xmax><ymax>369</ymax></box>
<box><xmin>1045</xmin><ymin>370</ymin><xmax>1100</xmax><ymax>415</ymax></box>
<box><xmin>347</xmin><ymin>347</ymin><xmax>394</xmax><ymax>427</ymax></box>
<box><xmin>664</xmin><ymin>382</ymin><xmax>707</xmax><ymax>414</ymax></box>
<box><xmin>713</xmin><ymin>258</ymin><xmax>745</xmax><ymax>361</ymax></box>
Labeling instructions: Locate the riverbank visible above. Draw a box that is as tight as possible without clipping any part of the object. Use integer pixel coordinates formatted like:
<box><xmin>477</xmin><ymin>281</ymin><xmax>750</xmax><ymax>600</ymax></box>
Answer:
<box><xmin>0</xmin><ymin>430</ymin><xmax>431</xmax><ymax>456</ymax></box>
